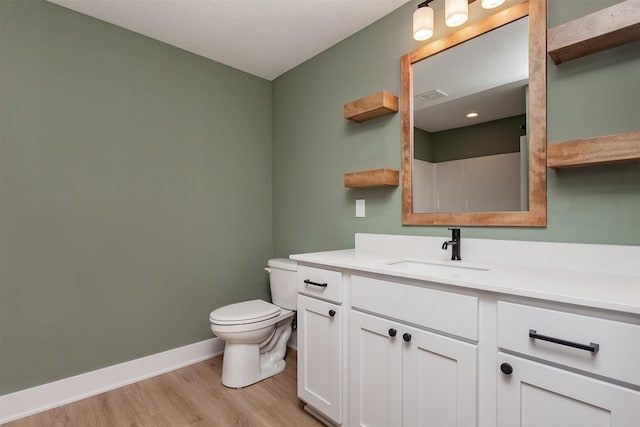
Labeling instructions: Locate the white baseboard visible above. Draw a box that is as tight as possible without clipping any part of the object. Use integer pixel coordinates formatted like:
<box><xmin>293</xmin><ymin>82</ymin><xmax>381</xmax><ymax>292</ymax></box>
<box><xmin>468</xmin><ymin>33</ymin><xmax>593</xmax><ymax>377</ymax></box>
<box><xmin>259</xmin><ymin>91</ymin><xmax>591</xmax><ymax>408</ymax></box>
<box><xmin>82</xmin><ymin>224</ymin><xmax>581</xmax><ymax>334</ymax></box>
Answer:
<box><xmin>0</xmin><ymin>337</ymin><xmax>224</xmax><ymax>424</ymax></box>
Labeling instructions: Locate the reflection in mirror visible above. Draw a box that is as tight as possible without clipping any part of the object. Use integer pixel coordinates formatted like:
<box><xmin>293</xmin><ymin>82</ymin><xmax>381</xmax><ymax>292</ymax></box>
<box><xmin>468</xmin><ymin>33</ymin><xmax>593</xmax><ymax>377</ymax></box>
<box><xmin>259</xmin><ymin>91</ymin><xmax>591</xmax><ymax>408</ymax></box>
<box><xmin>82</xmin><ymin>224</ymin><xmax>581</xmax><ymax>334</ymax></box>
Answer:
<box><xmin>413</xmin><ymin>18</ymin><xmax>528</xmax><ymax>213</ymax></box>
<box><xmin>401</xmin><ymin>0</ymin><xmax>547</xmax><ymax>226</ymax></box>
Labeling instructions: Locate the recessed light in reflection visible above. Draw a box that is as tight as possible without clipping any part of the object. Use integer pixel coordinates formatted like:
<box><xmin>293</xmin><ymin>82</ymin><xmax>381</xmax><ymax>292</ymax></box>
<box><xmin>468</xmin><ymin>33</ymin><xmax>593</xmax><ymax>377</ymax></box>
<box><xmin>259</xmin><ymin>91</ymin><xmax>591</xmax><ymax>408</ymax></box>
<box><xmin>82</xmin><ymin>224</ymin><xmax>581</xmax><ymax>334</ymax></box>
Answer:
<box><xmin>466</xmin><ymin>112</ymin><xmax>479</xmax><ymax>118</ymax></box>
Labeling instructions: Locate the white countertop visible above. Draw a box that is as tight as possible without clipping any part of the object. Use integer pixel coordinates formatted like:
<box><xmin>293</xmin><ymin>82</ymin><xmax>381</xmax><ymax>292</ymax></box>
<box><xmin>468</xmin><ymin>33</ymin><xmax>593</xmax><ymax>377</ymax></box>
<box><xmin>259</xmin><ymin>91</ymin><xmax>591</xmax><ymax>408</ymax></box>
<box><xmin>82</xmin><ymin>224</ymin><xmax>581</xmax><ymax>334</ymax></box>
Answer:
<box><xmin>290</xmin><ymin>235</ymin><xmax>640</xmax><ymax>315</ymax></box>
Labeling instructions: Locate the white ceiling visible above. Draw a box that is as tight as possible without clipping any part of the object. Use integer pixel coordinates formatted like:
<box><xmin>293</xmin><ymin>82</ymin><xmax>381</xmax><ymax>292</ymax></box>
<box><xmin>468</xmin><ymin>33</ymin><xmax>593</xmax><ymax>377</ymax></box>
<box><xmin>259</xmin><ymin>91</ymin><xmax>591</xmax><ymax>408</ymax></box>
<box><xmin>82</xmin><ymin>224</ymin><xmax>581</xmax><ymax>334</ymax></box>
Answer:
<box><xmin>413</xmin><ymin>16</ymin><xmax>528</xmax><ymax>132</ymax></box>
<box><xmin>46</xmin><ymin>0</ymin><xmax>411</xmax><ymax>81</ymax></box>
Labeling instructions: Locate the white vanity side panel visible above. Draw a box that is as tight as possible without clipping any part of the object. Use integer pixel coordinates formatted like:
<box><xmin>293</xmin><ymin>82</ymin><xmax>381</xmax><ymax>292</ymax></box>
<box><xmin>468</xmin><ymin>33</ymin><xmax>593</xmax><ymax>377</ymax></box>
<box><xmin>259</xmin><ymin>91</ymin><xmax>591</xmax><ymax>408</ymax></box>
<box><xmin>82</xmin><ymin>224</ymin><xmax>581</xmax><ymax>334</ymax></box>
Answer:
<box><xmin>497</xmin><ymin>302</ymin><xmax>640</xmax><ymax>386</ymax></box>
<box><xmin>351</xmin><ymin>275</ymin><xmax>478</xmax><ymax>341</ymax></box>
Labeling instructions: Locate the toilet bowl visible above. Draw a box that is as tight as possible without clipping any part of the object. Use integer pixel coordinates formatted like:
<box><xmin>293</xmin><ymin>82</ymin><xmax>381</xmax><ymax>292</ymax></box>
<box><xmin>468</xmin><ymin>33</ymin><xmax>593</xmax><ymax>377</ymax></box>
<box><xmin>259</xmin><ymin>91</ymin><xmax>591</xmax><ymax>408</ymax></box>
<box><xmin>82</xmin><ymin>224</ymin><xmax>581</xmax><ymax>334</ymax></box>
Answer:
<box><xmin>209</xmin><ymin>259</ymin><xmax>297</xmax><ymax>388</ymax></box>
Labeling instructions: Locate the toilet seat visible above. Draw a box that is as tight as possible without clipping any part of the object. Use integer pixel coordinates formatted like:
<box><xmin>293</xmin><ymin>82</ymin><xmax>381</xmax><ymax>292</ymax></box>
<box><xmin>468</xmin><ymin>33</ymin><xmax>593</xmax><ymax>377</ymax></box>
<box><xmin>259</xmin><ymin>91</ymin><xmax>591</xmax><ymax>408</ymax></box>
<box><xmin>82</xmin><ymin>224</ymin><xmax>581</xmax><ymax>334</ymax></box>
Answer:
<box><xmin>209</xmin><ymin>299</ymin><xmax>280</xmax><ymax>326</ymax></box>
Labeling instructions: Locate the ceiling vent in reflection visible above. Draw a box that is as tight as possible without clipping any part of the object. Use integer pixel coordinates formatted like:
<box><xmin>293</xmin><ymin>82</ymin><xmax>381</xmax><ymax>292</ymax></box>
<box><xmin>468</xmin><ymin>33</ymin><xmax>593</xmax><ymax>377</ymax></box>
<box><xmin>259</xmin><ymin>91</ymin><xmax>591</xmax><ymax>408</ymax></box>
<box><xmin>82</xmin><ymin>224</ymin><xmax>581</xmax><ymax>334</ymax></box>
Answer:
<box><xmin>415</xmin><ymin>89</ymin><xmax>448</xmax><ymax>108</ymax></box>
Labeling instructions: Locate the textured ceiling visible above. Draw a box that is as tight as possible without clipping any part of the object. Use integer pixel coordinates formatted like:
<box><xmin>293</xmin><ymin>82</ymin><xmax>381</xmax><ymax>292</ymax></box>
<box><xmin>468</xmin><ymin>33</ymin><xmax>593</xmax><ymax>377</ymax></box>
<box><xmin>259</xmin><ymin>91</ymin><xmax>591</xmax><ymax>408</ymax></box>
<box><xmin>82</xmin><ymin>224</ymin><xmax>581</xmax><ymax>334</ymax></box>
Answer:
<box><xmin>47</xmin><ymin>0</ymin><xmax>411</xmax><ymax>81</ymax></box>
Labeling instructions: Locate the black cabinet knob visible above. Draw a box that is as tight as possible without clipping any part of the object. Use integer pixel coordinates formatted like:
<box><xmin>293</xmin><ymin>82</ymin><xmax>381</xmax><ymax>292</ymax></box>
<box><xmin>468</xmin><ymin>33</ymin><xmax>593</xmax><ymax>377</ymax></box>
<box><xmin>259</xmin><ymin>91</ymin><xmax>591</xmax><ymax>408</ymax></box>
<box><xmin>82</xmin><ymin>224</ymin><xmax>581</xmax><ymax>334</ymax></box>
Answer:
<box><xmin>500</xmin><ymin>363</ymin><xmax>513</xmax><ymax>375</ymax></box>
<box><xmin>388</xmin><ymin>328</ymin><xmax>397</xmax><ymax>337</ymax></box>
<box><xmin>328</xmin><ymin>310</ymin><xmax>336</xmax><ymax>317</ymax></box>
<box><xmin>403</xmin><ymin>333</ymin><xmax>412</xmax><ymax>342</ymax></box>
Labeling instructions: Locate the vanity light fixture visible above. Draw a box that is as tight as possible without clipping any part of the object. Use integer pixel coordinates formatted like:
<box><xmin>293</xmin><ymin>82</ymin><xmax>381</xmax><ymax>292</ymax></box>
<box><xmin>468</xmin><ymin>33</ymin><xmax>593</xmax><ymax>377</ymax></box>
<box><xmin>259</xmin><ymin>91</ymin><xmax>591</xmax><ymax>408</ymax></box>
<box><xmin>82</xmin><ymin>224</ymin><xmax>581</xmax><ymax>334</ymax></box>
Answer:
<box><xmin>413</xmin><ymin>0</ymin><xmax>435</xmax><ymax>41</ymax></box>
<box><xmin>445</xmin><ymin>0</ymin><xmax>468</xmax><ymax>27</ymax></box>
<box><xmin>413</xmin><ymin>0</ymin><xmax>509</xmax><ymax>40</ymax></box>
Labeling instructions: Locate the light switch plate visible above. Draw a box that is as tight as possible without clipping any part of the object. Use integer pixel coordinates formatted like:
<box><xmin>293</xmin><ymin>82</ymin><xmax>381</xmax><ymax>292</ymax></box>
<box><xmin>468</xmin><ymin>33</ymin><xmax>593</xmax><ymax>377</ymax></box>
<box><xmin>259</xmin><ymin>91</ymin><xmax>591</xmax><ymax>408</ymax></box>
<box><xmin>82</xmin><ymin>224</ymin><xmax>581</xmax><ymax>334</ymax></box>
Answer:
<box><xmin>356</xmin><ymin>199</ymin><xmax>365</xmax><ymax>217</ymax></box>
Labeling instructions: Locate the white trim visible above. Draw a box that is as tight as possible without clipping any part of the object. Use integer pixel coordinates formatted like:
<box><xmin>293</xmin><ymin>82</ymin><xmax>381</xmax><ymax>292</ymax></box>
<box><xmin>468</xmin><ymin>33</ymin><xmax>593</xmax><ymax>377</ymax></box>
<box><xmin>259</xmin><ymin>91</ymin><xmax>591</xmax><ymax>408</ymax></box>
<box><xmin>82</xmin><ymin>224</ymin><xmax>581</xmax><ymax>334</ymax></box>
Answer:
<box><xmin>0</xmin><ymin>338</ymin><xmax>224</xmax><ymax>424</ymax></box>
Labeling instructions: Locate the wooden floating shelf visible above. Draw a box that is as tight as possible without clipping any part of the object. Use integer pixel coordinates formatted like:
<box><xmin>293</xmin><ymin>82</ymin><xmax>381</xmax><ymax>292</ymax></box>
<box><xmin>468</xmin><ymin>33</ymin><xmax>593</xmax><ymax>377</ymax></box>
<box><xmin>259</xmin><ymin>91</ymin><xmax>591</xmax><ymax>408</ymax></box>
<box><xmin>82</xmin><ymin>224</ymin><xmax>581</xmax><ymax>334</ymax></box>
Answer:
<box><xmin>547</xmin><ymin>130</ymin><xmax>640</xmax><ymax>169</ymax></box>
<box><xmin>547</xmin><ymin>0</ymin><xmax>640</xmax><ymax>65</ymax></box>
<box><xmin>344</xmin><ymin>91</ymin><xmax>398</xmax><ymax>122</ymax></box>
<box><xmin>344</xmin><ymin>169</ymin><xmax>399</xmax><ymax>188</ymax></box>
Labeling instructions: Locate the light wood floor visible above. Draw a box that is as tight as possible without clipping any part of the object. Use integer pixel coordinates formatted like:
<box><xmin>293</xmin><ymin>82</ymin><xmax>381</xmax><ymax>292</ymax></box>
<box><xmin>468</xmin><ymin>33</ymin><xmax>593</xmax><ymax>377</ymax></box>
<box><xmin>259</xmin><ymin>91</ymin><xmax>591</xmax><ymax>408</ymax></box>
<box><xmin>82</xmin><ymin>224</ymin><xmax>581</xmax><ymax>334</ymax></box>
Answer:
<box><xmin>5</xmin><ymin>350</ymin><xmax>323</xmax><ymax>426</ymax></box>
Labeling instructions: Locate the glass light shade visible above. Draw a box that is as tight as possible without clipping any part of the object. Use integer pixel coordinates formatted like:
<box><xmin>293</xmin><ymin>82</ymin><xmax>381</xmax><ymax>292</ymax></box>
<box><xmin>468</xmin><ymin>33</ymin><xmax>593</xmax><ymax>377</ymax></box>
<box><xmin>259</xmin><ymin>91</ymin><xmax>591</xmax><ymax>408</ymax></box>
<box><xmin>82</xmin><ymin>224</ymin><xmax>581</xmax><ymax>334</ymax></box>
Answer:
<box><xmin>481</xmin><ymin>0</ymin><xmax>506</xmax><ymax>8</ymax></box>
<box><xmin>445</xmin><ymin>0</ymin><xmax>468</xmax><ymax>27</ymax></box>
<box><xmin>413</xmin><ymin>6</ymin><xmax>434</xmax><ymax>41</ymax></box>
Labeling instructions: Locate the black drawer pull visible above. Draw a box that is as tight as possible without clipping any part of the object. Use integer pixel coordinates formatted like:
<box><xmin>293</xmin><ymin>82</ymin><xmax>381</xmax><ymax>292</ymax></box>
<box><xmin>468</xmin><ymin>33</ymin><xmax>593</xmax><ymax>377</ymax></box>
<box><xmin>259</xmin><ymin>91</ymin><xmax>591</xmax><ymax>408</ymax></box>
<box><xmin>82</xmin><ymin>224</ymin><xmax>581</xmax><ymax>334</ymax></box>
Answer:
<box><xmin>529</xmin><ymin>329</ymin><xmax>600</xmax><ymax>353</ymax></box>
<box><xmin>304</xmin><ymin>279</ymin><xmax>328</xmax><ymax>288</ymax></box>
<box><xmin>328</xmin><ymin>310</ymin><xmax>336</xmax><ymax>317</ymax></box>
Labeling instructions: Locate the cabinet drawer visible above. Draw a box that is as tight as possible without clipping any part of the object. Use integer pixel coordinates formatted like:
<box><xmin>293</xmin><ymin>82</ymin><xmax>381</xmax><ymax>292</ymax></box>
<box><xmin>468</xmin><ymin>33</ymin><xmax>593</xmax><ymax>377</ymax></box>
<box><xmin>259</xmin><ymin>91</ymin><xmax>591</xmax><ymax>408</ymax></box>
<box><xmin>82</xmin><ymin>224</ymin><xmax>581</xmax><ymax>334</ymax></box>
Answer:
<box><xmin>298</xmin><ymin>265</ymin><xmax>343</xmax><ymax>303</ymax></box>
<box><xmin>498</xmin><ymin>301</ymin><xmax>640</xmax><ymax>386</ymax></box>
<box><xmin>351</xmin><ymin>275</ymin><xmax>478</xmax><ymax>341</ymax></box>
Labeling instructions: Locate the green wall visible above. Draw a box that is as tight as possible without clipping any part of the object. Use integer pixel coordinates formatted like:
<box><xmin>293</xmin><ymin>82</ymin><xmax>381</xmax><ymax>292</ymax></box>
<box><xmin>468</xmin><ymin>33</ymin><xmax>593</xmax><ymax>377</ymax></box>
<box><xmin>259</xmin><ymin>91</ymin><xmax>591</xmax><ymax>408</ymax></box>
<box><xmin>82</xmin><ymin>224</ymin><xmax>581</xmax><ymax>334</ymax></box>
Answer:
<box><xmin>0</xmin><ymin>1</ymin><xmax>273</xmax><ymax>394</ymax></box>
<box><xmin>415</xmin><ymin>114</ymin><xmax>526</xmax><ymax>162</ymax></box>
<box><xmin>272</xmin><ymin>0</ymin><xmax>640</xmax><ymax>257</ymax></box>
<box><xmin>1</xmin><ymin>0</ymin><xmax>638</xmax><ymax>397</ymax></box>
<box><xmin>413</xmin><ymin>127</ymin><xmax>434</xmax><ymax>162</ymax></box>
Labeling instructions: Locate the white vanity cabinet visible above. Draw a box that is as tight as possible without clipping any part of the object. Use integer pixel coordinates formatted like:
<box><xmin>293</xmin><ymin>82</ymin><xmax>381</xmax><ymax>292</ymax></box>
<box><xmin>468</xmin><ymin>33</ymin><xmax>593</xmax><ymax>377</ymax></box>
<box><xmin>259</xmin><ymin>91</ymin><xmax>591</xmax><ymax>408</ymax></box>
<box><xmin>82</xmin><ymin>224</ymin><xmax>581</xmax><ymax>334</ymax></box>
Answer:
<box><xmin>292</xmin><ymin>234</ymin><xmax>640</xmax><ymax>427</ymax></box>
<box><xmin>496</xmin><ymin>302</ymin><xmax>640</xmax><ymax>427</ymax></box>
<box><xmin>349</xmin><ymin>275</ymin><xmax>478</xmax><ymax>427</ymax></box>
<box><xmin>297</xmin><ymin>266</ymin><xmax>344</xmax><ymax>424</ymax></box>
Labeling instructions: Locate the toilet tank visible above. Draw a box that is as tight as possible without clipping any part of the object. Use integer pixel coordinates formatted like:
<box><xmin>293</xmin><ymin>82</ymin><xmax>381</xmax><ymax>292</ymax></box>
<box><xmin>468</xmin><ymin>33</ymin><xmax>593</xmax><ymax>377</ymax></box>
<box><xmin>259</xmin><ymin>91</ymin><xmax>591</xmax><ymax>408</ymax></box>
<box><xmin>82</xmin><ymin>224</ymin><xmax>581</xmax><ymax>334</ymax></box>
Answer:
<box><xmin>267</xmin><ymin>258</ymin><xmax>298</xmax><ymax>310</ymax></box>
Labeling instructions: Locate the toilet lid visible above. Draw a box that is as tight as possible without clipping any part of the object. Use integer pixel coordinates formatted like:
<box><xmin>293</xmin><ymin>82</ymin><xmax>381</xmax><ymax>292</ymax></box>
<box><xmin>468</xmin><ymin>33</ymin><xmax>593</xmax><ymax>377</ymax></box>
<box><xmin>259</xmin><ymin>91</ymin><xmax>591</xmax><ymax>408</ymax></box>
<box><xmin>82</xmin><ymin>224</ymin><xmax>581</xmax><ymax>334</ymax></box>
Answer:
<box><xmin>209</xmin><ymin>299</ymin><xmax>281</xmax><ymax>325</ymax></box>
<box><xmin>268</xmin><ymin>258</ymin><xmax>297</xmax><ymax>271</ymax></box>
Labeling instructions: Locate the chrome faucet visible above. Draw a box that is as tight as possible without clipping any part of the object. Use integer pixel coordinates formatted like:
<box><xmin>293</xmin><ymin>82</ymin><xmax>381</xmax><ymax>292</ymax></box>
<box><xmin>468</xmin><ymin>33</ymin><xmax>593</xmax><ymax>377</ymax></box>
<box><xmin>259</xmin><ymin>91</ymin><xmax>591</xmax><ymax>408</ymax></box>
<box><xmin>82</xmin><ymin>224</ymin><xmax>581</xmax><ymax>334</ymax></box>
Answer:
<box><xmin>442</xmin><ymin>228</ymin><xmax>461</xmax><ymax>261</ymax></box>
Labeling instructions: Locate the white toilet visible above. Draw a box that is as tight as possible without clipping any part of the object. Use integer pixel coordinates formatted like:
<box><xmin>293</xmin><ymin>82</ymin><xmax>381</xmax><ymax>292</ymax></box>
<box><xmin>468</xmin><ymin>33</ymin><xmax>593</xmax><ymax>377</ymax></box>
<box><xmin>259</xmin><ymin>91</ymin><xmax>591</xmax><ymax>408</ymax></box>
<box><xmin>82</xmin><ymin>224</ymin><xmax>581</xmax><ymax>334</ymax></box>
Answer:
<box><xmin>209</xmin><ymin>258</ymin><xmax>297</xmax><ymax>388</ymax></box>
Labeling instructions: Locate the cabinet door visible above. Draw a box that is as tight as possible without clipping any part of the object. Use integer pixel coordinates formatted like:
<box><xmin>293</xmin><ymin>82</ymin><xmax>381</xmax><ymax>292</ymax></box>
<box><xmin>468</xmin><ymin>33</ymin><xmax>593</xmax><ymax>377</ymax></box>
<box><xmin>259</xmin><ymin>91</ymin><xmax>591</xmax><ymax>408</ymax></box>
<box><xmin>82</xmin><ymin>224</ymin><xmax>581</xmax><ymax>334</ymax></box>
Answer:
<box><xmin>297</xmin><ymin>294</ymin><xmax>342</xmax><ymax>424</ymax></box>
<box><xmin>497</xmin><ymin>353</ymin><xmax>640</xmax><ymax>427</ymax></box>
<box><xmin>402</xmin><ymin>325</ymin><xmax>478</xmax><ymax>427</ymax></box>
<box><xmin>349</xmin><ymin>310</ymin><xmax>403</xmax><ymax>427</ymax></box>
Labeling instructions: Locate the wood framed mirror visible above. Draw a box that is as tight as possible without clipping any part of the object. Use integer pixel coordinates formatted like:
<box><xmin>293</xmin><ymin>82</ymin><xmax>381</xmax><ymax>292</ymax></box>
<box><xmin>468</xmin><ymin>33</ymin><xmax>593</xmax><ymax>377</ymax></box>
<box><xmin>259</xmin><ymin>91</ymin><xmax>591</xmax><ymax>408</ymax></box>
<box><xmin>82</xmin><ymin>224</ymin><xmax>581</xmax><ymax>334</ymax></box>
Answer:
<box><xmin>401</xmin><ymin>0</ymin><xmax>546</xmax><ymax>226</ymax></box>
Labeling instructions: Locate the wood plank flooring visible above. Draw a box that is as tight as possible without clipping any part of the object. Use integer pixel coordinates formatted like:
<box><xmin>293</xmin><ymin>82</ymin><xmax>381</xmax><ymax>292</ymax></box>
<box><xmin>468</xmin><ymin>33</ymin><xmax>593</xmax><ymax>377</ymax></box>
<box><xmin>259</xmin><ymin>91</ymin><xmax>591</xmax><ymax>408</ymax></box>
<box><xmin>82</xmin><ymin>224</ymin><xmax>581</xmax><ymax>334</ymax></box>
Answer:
<box><xmin>5</xmin><ymin>350</ymin><xmax>323</xmax><ymax>426</ymax></box>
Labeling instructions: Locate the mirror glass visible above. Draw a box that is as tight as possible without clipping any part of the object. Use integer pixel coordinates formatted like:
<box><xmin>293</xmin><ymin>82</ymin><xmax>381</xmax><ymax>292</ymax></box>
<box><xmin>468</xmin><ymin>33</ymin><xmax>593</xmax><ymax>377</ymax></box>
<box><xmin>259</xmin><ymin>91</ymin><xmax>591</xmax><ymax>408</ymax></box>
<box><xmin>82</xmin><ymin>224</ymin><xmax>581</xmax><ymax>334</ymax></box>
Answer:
<box><xmin>401</xmin><ymin>1</ymin><xmax>546</xmax><ymax>226</ymax></box>
<box><xmin>413</xmin><ymin>18</ymin><xmax>528</xmax><ymax>213</ymax></box>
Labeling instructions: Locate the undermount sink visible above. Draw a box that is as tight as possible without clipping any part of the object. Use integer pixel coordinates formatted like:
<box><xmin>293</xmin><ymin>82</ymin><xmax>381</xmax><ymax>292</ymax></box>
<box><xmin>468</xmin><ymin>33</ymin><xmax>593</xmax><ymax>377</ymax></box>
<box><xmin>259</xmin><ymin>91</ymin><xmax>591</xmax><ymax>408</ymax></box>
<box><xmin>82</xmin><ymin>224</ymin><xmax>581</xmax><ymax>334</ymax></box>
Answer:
<box><xmin>384</xmin><ymin>257</ymin><xmax>490</xmax><ymax>272</ymax></box>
